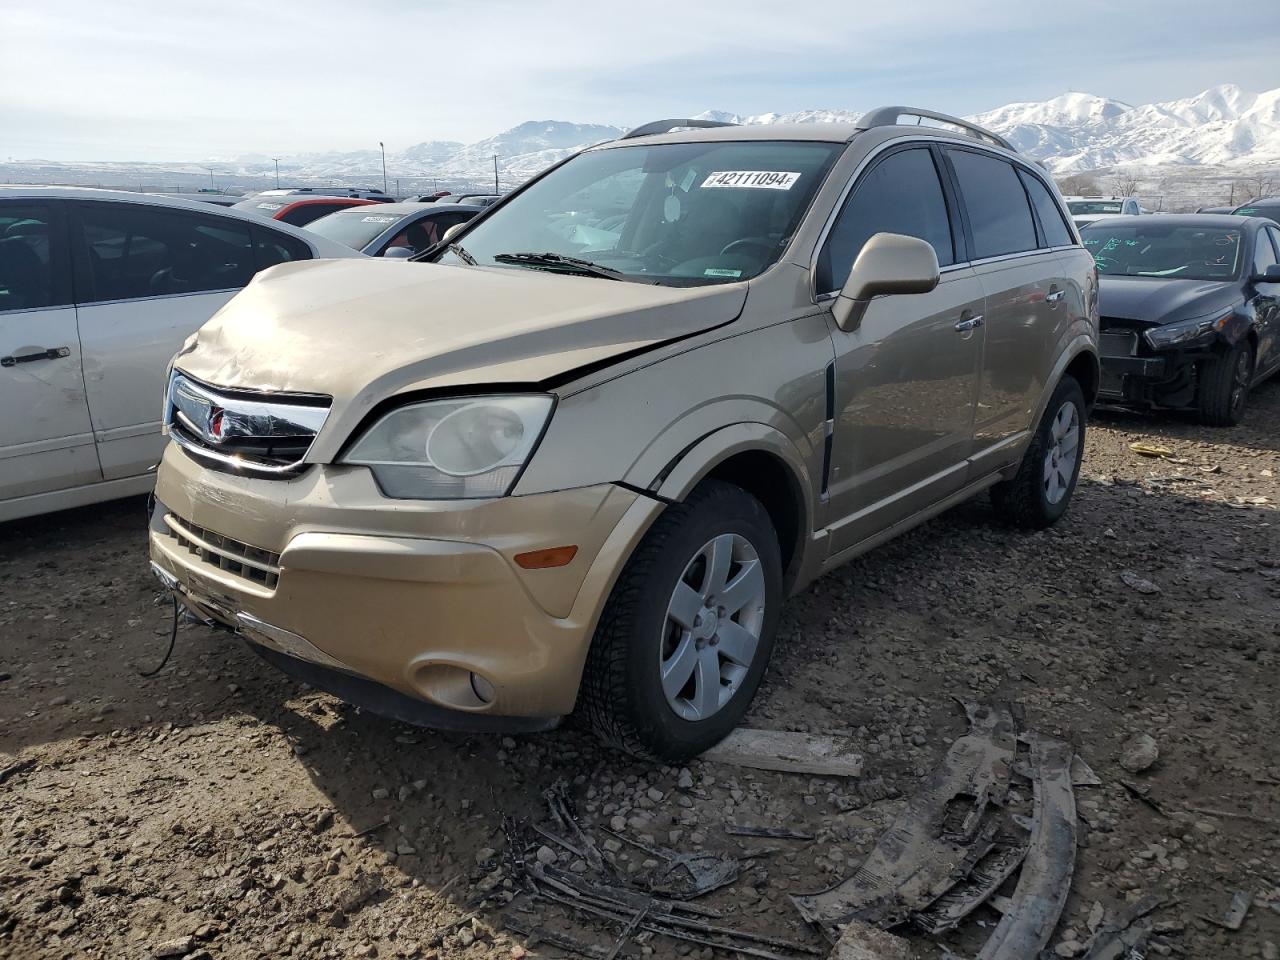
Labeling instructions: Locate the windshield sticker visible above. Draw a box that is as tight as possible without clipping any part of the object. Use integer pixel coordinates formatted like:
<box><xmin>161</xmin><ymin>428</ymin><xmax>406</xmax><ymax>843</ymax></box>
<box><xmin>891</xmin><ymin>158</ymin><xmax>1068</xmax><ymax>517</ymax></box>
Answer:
<box><xmin>704</xmin><ymin>268</ymin><xmax>743</xmax><ymax>278</ymax></box>
<box><xmin>361</xmin><ymin>215</ymin><xmax>400</xmax><ymax>223</ymax></box>
<box><xmin>701</xmin><ymin>171</ymin><xmax>801</xmax><ymax>190</ymax></box>
<box><xmin>680</xmin><ymin>169</ymin><xmax>698</xmax><ymax>192</ymax></box>
<box><xmin>256</xmin><ymin>202</ymin><xmax>284</xmax><ymax>210</ymax></box>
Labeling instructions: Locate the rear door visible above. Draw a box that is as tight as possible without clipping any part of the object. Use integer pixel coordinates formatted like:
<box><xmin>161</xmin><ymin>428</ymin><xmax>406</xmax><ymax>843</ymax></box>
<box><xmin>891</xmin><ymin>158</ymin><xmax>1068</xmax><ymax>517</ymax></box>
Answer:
<box><xmin>944</xmin><ymin>147</ymin><xmax>1072</xmax><ymax>477</ymax></box>
<box><xmin>71</xmin><ymin>200</ymin><xmax>256</xmax><ymax>480</ymax></box>
<box><xmin>0</xmin><ymin>200</ymin><xmax>101</xmax><ymax>501</ymax></box>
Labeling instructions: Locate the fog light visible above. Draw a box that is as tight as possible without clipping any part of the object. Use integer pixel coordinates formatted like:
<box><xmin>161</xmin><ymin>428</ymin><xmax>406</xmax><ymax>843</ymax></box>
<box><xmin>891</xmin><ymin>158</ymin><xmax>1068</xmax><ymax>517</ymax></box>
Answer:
<box><xmin>470</xmin><ymin>672</ymin><xmax>495</xmax><ymax>704</ymax></box>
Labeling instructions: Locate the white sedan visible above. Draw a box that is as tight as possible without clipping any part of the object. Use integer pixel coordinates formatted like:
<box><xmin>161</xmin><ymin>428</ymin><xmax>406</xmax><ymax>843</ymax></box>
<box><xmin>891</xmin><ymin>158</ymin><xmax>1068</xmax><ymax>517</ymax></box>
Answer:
<box><xmin>0</xmin><ymin>187</ymin><xmax>361</xmax><ymax>522</ymax></box>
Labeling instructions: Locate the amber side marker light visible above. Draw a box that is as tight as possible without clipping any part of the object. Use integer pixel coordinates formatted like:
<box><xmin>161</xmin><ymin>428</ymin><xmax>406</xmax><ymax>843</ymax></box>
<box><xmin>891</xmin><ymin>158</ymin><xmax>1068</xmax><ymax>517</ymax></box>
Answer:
<box><xmin>515</xmin><ymin>545</ymin><xmax>578</xmax><ymax>569</ymax></box>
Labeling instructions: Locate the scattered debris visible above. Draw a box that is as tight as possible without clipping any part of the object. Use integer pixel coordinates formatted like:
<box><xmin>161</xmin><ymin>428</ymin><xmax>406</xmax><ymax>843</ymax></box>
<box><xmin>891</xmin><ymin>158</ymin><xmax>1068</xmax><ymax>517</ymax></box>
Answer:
<box><xmin>0</xmin><ymin>757</ymin><xmax>35</xmax><ymax>786</ymax></box>
<box><xmin>1119</xmin><ymin>571</ymin><xmax>1161</xmax><ymax>595</ymax></box>
<box><xmin>726</xmin><ymin>824</ymin><xmax>815</xmax><ymax>841</ymax></box>
<box><xmin>1119</xmin><ymin>780</ymin><xmax>1168</xmax><ymax>817</ymax></box>
<box><xmin>1070</xmin><ymin>755</ymin><xmax>1103</xmax><ymax>788</ymax></box>
<box><xmin>1117</xmin><ymin>734</ymin><xmax>1159</xmax><ymax>774</ymax></box>
<box><xmin>1129</xmin><ymin>442</ymin><xmax>1174</xmax><ymax>458</ymax></box>
<box><xmin>1080</xmin><ymin>895</ymin><xmax>1165</xmax><ymax>959</ymax></box>
<box><xmin>701</xmin><ymin>728</ymin><xmax>864</xmax><ymax>777</ymax></box>
<box><xmin>972</xmin><ymin>735</ymin><xmax>1077</xmax><ymax>960</ymax></box>
<box><xmin>1185</xmin><ymin>804</ymin><xmax>1279</xmax><ymax>827</ymax></box>
<box><xmin>791</xmin><ymin>702</ymin><xmax>1018</xmax><ymax>937</ymax></box>
<box><xmin>504</xmin><ymin>914</ymin><xmax>613</xmax><ymax>959</ymax></box>
<box><xmin>600</xmin><ymin>828</ymin><xmax>742</xmax><ymax>899</ymax></box>
<box><xmin>1202</xmin><ymin>890</ymin><xmax>1252</xmax><ymax>931</ymax></box>
<box><xmin>829</xmin><ymin>919</ymin><xmax>915</xmax><ymax>959</ymax></box>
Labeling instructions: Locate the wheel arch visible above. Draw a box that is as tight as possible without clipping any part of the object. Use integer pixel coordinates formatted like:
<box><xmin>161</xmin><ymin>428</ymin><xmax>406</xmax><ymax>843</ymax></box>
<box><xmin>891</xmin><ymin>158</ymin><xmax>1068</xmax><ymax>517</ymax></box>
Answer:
<box><xmin>652</xmin><ymin>424</ymin><xmax>816</xmax><ymax>592</ymax></box>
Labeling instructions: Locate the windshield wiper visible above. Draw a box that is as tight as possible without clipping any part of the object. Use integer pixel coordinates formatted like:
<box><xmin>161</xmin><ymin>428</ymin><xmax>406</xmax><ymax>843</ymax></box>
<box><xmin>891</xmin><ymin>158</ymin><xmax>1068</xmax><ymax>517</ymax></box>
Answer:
<box><xmin>492</xmin><ymin>251</ymin><xmax>632</xmax><ymax>282</ymax></box>
<box><xmin>448</xmin><ymin>243</ymin><xmax>477</xmax><ymax>265</ymax></box>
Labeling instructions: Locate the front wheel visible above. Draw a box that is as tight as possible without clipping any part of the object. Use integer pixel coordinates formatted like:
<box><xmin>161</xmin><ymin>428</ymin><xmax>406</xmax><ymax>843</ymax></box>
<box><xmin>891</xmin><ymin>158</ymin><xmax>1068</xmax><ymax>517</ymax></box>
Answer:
<box><xmin>990</xmin><ymin>375</ymin><xmax>1086</xmax><ymax>529</ymax></box>
<box><xmin>1198</xmin><ymin>340</ymin><xmax>1253</xmax><ymax>427</ymax></box>
<box><xmin>578</xmin><ymin>480</ymin><xmax>783</xmax><ymax>762</ymax></box>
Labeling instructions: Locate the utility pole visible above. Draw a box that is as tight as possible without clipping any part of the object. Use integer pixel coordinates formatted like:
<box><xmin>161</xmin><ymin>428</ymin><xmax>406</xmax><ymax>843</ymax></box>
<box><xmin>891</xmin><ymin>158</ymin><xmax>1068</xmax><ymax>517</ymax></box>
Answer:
<box><xmin>493</xmin><ymin>154</ymin><xmax>499</xmax><ymax>193</ymax></box>
<box><xmin>395</xmin><ymin>178</ymin><xmax>400</xmax><ymax>197</ymax></box>
<box><xmin>207</xmin><ymin>168</ymin><xmax>215</xmax><ymax>190</ymax></box>
<box><xmin>380</xmin><ymin>141</ymin><xmax>388</xmax><ymax>194</ymax></box>
<box><xmin>272</xmin><ymin>157</ymin><xmax>280</xmax><ymax>188</ymax></box>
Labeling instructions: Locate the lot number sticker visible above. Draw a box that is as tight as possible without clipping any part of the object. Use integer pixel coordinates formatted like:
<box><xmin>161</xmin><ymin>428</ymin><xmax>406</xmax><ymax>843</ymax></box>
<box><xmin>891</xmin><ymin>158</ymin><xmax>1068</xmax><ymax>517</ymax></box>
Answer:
<box><xmin>361</xmin><ymin>215</ymin><xmax>400</xmax><ymax>223</ymax></box>
<box><xmin>701</xmin><ymin>171</ymin><xmax>800</xmax><ymax>190</ymax></box>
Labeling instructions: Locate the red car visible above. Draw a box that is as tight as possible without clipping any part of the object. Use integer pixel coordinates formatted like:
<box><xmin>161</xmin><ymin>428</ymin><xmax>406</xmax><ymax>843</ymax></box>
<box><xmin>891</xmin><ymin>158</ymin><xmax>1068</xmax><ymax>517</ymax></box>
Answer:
<box><xmin>232</xmin><ymin>195</ymin><xmax>378</xmax><ymax>227</ymax></box>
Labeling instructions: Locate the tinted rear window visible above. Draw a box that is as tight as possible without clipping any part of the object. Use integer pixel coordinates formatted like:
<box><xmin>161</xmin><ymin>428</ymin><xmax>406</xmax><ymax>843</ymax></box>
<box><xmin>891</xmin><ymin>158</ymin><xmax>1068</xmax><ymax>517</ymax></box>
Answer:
<box><xmin>949</xmin><ymin>150</ymin><xmax>1038</xmax><ymax>259</ymax></box>
<box><xmin>1019</xmin><ymin>171</ymin><xmax>1074</xmax><ymax>247</ymax></box>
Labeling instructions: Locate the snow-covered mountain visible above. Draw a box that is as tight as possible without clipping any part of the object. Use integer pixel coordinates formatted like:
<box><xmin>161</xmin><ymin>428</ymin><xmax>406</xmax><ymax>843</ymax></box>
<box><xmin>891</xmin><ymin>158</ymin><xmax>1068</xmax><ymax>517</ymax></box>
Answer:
<box><xmin>7</xmin><ymin>85</ymin><xmax>1278</xmax><ymax>194</ymax></box>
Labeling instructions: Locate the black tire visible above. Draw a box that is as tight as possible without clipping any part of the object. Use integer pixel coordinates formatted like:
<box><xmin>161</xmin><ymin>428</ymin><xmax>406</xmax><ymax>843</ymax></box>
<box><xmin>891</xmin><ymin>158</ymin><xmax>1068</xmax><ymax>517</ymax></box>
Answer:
<box><xmin>990</xmin><ymin>375</ymin><xmax>1086</xmax><ymax>529</ymax></box>
<box><xmin>1198</xmin><ymin>340</ymin><xmax>1254</xmax><ymax>427</ymax></box>
<box><xmin>578</xmin><ymin>479</ymin><xmax>783</xmax><ymax>762</ymax></box>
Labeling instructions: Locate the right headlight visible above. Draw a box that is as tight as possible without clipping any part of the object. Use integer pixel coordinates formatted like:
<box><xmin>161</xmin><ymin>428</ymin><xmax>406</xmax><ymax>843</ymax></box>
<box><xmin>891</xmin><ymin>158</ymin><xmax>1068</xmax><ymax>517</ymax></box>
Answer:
<box><xmin>340</xmin><ymin>395</ymin><xmax>554</xmax><ymax>500</ymax></box>
<box><xmin>1143</xmin><ymin>312</ymin><xmax>1231</xmax><ymax>351</ymax></box>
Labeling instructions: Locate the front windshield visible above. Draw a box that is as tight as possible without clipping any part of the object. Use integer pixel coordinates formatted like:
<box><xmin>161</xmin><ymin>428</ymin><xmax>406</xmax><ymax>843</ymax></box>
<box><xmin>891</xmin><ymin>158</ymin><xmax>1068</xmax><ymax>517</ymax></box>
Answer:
<box><xmin>1068</xmin><ymin>201</ymin><xmax>1123</xmax><ymax>215</ymax></box>
<box><xmin>305</xmin><ymin>208</ymin><xmax>408</xmax><ymax>249</ymax></box>
<box><xmin>1081</xmin><ymin>223</ymin><xmax>1242</xmax><ymax>281</ymax></box>
<box><xmin>438</xmin><ymin>140</ymin><xmax>843</xmax><ymax>285</ymax></box>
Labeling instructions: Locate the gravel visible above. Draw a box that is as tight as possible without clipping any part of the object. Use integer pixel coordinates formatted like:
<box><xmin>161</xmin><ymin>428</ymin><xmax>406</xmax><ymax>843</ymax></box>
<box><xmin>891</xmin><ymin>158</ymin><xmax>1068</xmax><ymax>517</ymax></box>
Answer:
<box><xmin>2</xmin><ymin>382</ymin><xmax>1278</xmax><ymax>958</ymax></box>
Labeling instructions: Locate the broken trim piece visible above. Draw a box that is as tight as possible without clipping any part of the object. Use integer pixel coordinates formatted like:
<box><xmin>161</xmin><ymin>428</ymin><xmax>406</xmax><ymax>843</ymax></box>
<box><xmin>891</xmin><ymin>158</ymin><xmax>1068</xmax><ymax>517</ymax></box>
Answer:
<box><xmin>973</xmin><ymin>734</ymin><xmax>1076</xmax><ymax>960</ymax></box>
<box><xmin>791</xmin><ymin>702</ymin><xmax>1017</xmax><ymax>938</ymax></box>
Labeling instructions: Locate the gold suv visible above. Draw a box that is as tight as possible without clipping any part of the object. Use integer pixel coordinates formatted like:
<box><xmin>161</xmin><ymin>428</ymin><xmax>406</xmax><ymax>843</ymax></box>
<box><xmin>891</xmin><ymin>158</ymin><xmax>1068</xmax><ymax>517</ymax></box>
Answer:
<box><xmin>150</xmin><ymin>108</ymin><xmax>1099</xmax><ymax>761</ymax></box>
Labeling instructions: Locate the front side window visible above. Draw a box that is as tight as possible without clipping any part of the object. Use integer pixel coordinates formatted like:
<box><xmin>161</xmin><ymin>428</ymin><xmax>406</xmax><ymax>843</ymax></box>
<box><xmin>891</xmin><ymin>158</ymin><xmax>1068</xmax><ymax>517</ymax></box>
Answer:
<box><xmin>382</xmin><ymin>212</ymin><xmax>475</xmax><ymax>256</ymax></box>
<box><xmin>816</xmin><ymin>147</ymin><xmax>954</xmax><ymax>293</ymax></box>
<box><xmin>78</xmin><ymin>203</ymin><xmax>255</xmax><ymax>303</ymax></box>
<box><xmin>0</xmin><ymin>203</ymin><xmax>63</xmax><ymax>311</ymax></box>
<box><xmin>1253</xmin><ymin>228</ymin><xmax>1278</xmax><ymax>275</ymax></box>
<box><xmin>1019</xmin><ymin>171</ymin><xmax>1074</xmax><ymax>248</ymax></box>
<box><xmin>948</xmin><ymin>150</ymin><xmax>1038</xmax><ymax>259</ymax></box>
<box><xmin>439</xmin><ymin>140</ymin><xmax>843</xmax><ymax>286</ymax></box>
<box><xmin>1080</xmin><ymin>223</ymin><xmax>1243</xmax><ymax>281</ymax></box>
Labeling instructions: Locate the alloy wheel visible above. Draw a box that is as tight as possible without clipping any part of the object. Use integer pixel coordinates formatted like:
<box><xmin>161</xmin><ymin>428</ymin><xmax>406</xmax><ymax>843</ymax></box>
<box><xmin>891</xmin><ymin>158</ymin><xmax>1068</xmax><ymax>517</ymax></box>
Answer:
<box><xmin>1043</xmin><ymin>401</ymin><xmax>1081</xmax><ymax>506</ymax></box>
<box><xmin>660</xmin><ymin>533</ymin><xmax>767</xmax><ymax>722</ymax></box>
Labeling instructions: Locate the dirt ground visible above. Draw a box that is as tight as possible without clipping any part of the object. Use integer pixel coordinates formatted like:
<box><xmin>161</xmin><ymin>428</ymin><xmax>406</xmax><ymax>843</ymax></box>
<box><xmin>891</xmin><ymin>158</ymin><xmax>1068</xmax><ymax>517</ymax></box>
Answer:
<box><xmin>2</xmin><ymin>383</ymin><xmax>1279</xmax><ymax>960</ymax></box>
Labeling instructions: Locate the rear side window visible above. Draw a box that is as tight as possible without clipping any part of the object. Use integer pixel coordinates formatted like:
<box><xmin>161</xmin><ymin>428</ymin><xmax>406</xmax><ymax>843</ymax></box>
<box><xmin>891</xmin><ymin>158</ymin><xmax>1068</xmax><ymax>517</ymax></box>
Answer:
<box><xmin>77</xmin><ymin>203</ymin><xmax>255</xmax><ymax>303</ymax></box>
<box><xmin>1018</xmin><ymin>171</ymin><xmax>1074</xmax><ymax>248</ymax></box>
<box><xmin>251</xmin><ymin>226</ymin><xmax>313</xmax><ymax>270</ymax></box>
<box><xmin>817</xmin><ymin>148</ymin><xmax>954</xmax><ymax>292</ymax></box>
<box><xmin>948</xmin><ymin>150</ymin><xmax>1038</xmax><ymax>259</ymax></box>
<box><xmin>0</xmin><ymin>203</ymin><xmax>67</xmax><ymax>311</ymax></box>
<box><xmin>280</xmin><ymin>203</ymin><xmax>348</xmax><ymax>227</ymax></box>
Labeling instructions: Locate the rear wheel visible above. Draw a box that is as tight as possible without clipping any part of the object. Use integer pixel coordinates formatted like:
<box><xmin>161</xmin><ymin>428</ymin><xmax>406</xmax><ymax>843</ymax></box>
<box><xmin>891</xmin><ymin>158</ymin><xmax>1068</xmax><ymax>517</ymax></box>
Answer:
<box><xmin>578</xmin><ymin>480</ymin><xmax>782</xmax><ymax>762</ymax></box>
<box><xmin>990</xmin><ymin>375</ymin><xmax>1086</xmax><ymax>529</ymax></box>
<box><xmin>1198</xmin><ymin>340</ymin><xmax>1253</xmax><ymax>427</ymax></box>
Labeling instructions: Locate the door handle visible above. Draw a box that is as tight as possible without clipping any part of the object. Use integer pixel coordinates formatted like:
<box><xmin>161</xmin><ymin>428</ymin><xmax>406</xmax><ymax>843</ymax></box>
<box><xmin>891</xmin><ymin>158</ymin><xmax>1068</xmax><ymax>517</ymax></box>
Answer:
<box><xmin>1046</xmin><ymin>287</ymin><xmax>1065</xmax><ymax>303</ymax></box>
<box><xmin>954</xmin><ymin>314</ymin><xmax>984</xmax><ymax>333</ymax></box>
<box><xmin>0</xmin><ymin>346</ymin><xmax>71</xmax><ymax>368</ymax></box>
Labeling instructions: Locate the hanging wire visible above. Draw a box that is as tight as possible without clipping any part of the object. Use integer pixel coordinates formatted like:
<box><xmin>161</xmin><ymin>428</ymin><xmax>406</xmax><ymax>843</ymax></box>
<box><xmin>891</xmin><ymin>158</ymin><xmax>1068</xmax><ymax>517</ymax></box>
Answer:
<box><xmin>138</xmin><ymin>594</ymin><xmax>180</xmax><ymax>678</ymax></box>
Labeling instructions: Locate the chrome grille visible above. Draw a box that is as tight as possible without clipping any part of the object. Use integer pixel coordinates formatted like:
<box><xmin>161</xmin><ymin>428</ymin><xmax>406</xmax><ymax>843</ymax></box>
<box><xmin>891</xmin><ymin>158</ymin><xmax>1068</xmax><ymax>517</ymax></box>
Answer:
<box><xmin>165</xmin><ymin>372</ymin><xmax>330</xmax><ymax>476</ymax></box>
<box><xmin>162</xmin><ymin>513</ymin><xmax>281</xmax><ymax>590</ymax></box>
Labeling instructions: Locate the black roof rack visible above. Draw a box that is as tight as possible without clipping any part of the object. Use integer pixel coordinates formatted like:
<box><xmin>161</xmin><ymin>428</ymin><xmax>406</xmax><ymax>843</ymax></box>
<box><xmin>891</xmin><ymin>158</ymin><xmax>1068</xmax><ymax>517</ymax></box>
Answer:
<box><xmin>859</xmin><ymin>106</ymin><xmax>1014</xmax><ymax>152</ymax></box>
<box><xmin>620</xmin><ymin>118</ymin><xmax>737</xmax><ymax>140</ymax></box>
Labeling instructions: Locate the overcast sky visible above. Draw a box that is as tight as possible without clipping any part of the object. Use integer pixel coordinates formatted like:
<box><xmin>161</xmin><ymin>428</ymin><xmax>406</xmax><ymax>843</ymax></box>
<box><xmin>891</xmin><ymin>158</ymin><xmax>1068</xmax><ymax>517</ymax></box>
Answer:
<box><xmin>4</xmin><ymin>0</ymin><xmax>1278</xmax><ymax>162</ymax></box>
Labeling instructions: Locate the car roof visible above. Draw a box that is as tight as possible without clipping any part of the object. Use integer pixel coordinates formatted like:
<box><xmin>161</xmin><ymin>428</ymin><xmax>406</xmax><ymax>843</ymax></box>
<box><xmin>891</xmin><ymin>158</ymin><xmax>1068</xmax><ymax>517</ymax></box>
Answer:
<box><xmin>1234</xmin><ymin>198</ymin><xmax>1280</xmax><ymax>209</ymax></box>
<box><xmin>321</xmin><ymin>201</ymin><xmax>481</xmax><ymax>217</ymax></box>
<box><xmin>0</xmin><ymin>184</ymin><xmax>362</xmax><ymax>258</ymax></box>
<box><xmin>596</xmin><ymin>122</ymin><xmax>859</xmax><ymax>148</ymax></box>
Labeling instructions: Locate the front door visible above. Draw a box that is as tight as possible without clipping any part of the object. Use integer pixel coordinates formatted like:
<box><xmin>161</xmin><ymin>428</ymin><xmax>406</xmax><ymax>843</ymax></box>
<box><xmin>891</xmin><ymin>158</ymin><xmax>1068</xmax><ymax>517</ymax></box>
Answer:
<box><xmin>0</xmin><ymin>200</ymin><xmax>101</xmax><ymax>503</ymax></box>
<box><xmin>816</xmin><ymin>145</ymin><xmax>984</xmax><ymax>556</ymax></box>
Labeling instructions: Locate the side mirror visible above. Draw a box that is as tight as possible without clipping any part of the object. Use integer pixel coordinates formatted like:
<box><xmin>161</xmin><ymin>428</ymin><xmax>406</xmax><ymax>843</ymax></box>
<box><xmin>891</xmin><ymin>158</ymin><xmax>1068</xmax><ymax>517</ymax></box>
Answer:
<box><xmin>1254</xmin><ymin>263</ymin><xmax>1280</xmax><ymax>283</ymax></box>
<box><xmin>441</xmin><ymin>223</ymin><xmax>466</xmax><ymax>244</ymax></box>
<box><xmin>831</xmin><ymin>233</ymin><xmax>940</xmax><ymax>332</ymax></box>
<box><xmin>382</xmin><ymin>246</ymin><xmax>415</xmax><ymax>259</ymax></box>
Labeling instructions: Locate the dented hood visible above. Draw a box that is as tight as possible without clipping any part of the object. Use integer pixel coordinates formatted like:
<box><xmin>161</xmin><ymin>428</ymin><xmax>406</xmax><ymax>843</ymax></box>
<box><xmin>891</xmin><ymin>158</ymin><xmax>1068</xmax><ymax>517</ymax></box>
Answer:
<box><xmin>176</xmin><ymin>257</ymin><xmax>746</xmax><ymax>436</ymax></box>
